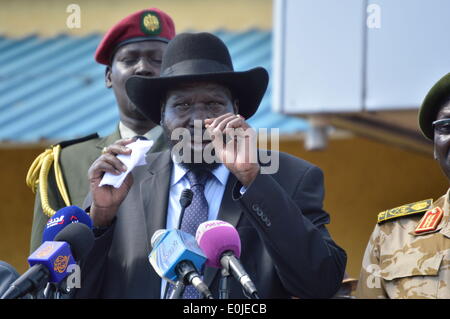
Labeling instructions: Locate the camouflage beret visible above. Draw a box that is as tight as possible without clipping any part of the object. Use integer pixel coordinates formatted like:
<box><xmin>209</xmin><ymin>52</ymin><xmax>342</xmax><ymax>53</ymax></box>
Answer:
<box><xmin>419</xmin><ymin>73</ymin><xmax>450</xmax><ymax>140</ymax></box>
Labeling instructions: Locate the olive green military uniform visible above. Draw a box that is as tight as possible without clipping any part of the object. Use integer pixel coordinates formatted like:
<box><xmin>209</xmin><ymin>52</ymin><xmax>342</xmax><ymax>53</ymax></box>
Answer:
<box><xmin>29</xmin><ymin>126</ymin><xmax>167</xmax><ymax>252</ymax></box>
<box><xmin>356</xmin><ymin>190</ymin><xmax>450</xmax><ymax>298</ymax></box>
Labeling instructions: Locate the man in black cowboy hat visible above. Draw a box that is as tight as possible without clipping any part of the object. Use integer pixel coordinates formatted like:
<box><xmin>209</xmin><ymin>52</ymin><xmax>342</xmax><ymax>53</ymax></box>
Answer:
<box><xmin>76</xmin><ymin>33</ymin><xmax>346</xmax><ymax>299</ymax></box>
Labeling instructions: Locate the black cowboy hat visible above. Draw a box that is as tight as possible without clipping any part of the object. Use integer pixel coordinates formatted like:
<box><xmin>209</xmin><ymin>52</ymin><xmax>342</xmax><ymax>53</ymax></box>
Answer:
<box><xmin>125</xmin><ymin>32</ymin><xmax>269</xmax><ymax>124</ymax></box>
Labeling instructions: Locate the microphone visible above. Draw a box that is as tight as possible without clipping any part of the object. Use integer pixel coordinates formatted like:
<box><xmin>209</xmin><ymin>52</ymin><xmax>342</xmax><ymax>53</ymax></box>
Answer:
<box><xmin>196</xmin><ymin>220</ymin><xmax>259</xmax><ymax>299</ymax></box>
<box><xmin>1</xmin><ymin>223</ymin><xmax>94</xmax><ymax>299</ymax></box>
<box><xmin>150</xmin><ymin>229</ymin><xmax>168</xmax><ymax>248</ymax></box>
<box><xmin>41</xmin><ymin>206</ymin><xmax>92</xmax><ymax>299</ymax></box>
<box><xmin>149</xmin><ymin>229</ymin><xmax>213</xmax><ymax>299</ymax></box>
<box><xmin>150</xmin><ymin>229</ymin><xmax>186</xmax><ymax>299</ymax></box>
<box><xmin>43</xmin><ymin>205</ymin><xmax>93</xmax><ymax>242</ymax></box>
<box><xmin>177</xmin><ymin>189</ymin><xmax>193</xmax><ymax>229</ymax></box>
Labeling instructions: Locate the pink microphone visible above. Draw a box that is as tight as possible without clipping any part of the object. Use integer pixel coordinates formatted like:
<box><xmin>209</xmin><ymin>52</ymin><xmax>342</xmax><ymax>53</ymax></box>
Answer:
<box><xmin>195</xmin><ymin>220</ymin><xmax>241</xmax><ymax>268</ymax></box>
<box><xmin>196</xmin><ymin>220</ymin><xmax>259</xmax><ymax>299</ymax></box>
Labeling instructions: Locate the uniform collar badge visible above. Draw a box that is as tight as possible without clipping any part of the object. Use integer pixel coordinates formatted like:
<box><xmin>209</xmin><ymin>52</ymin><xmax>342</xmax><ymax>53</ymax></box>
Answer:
<box><xmin>414</xmin><ymin>207</ymin><xmax>444</xmax><ymax>234</ymax></box>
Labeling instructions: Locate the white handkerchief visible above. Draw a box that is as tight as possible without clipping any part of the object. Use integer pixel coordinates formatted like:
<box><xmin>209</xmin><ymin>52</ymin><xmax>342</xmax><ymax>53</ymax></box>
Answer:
<box><xmin>99</xmin><ymin>139</ymin><xmax>154</xmax><ymax>188</ymax></box>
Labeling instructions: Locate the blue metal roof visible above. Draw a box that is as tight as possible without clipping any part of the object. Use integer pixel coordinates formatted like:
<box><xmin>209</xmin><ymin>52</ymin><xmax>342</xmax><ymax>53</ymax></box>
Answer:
<box><xmin>0</xmin><ymin>30</ymin><xmax>307</xmax><ymax>143</ymax></box>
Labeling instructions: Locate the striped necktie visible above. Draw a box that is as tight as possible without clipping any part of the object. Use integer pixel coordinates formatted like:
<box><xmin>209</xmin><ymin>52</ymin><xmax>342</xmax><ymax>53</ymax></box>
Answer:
<box><xmin>167</xmin><ymin>168</ymin><xmax>210</xmax><ymax>299</ymax></box>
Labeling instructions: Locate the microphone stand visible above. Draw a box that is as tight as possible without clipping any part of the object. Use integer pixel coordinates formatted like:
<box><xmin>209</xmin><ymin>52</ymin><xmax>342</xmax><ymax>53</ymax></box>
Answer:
<box><xmin>168</xmin><ymin>280</ymin><xmax>186</xmax><ymax>299</ymax></box>
<box><xmin>43</xmin><ymin>282</ymin><xmax>57</xmax><ymax>299</ymax></box>
<box><xmin>219</xmin><ymin>268</ymin><xmax>231</xmax><ymax>299</ymax></box>
<box><xmin>160</xmin><ymin>189</ymin><xmax>194</xmax><ymax>300</ymax></box>
<box><xmin>178</xmin><ymin>205</ymin><xmax>187</xmax><ymax>230</ymax></box>
<box><xmin>43</xmin><ymin>280</ymin><xmax>72</xmax><ymax>299</ymax></box>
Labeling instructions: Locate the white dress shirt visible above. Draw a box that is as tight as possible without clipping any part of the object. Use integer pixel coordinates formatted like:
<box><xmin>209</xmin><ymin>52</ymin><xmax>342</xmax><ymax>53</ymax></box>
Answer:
<box><xmin>118</xmin><ymin>121</ymin><xmax>163</xmax><ymax>141</ymax></box>
<box><xmin>160</xmin><ymin>162</ymin><xmax>230</xmax><ymax>298</ymax></box>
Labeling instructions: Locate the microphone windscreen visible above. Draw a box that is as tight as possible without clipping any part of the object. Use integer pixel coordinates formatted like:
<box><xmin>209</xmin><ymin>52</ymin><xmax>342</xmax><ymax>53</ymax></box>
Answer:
<box><xmin>149</xmin><ymin>229</ymin><xmax>207</xmax><ymax>282</ymax></box>
<box><xmin>43</xmin><ymin>206</ymin><xmax>93</xmax><ymax>243</ymax></box>
<box><xmin>151</xmin><ymin>229</ymin><xmax>167</xmax><ymax>248</ymax></box>
<box><xmin>180</xmin><ymin>189</ymin><xmax>193</xmax><ymax>208</ymax></box>
<box><xmin>195</xmin><ymin>220</ymin><xmax>241</xmax><ymax>268</ymax></box>
<box><xmin>54</xmin><ymin>223</ymin><xmax>94</xmax><ymax>261</ymax></box>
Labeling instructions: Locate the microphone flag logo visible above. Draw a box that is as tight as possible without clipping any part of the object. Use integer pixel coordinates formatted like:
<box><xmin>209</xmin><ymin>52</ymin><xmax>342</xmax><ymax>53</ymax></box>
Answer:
<box><xmin>53</xmin><ymin>255</ymin><xmax>70</xmax><ymax>273</ymax></box>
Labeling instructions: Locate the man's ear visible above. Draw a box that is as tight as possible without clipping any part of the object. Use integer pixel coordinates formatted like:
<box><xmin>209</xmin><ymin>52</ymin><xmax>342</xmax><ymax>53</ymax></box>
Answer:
<box><xmin>105</xmin><ymin>66</ymin><xmax>112</xmax><ymax>88</ymax></box>
<box><xmin>434</xmin><ymin>144</ymin><xmax>438</xmax><ymax>161</ymax></box>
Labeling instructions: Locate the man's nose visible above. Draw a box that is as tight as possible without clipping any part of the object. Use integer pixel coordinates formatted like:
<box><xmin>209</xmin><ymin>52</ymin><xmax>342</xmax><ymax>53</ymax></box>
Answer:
<box><xmin>188</xmin><ymin>106</ymin><xmax>210</xmax><ymax>127</ymax></box>
<box><xmin>135</xmin><ymin>58</ymin><xmax>157</xmax><ymax>76</ymax></box>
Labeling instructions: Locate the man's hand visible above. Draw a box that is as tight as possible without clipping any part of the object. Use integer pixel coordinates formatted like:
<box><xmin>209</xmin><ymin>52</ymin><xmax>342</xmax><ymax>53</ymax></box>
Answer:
<box><xmin>88</xmin><ymin>137</ymin><xmax>135</xmax><ymax>227</ymax></box>
<box><xmin>205</xmin><ymin>113</ymin><xmax>260</xmax><ymax>187</ymax></box>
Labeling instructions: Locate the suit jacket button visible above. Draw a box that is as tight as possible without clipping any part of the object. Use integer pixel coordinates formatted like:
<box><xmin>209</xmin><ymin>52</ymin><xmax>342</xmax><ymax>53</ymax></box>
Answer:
<box><xmin>252</xmin><ymin>204</ymin><xmax>259</xmax><ymax>212</ymax></box>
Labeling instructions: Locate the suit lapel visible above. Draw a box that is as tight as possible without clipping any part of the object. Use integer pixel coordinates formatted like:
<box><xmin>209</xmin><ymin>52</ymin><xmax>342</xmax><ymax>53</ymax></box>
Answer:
<box><xmin>138</xmin><ymin>150</ymin><xmax>172</xmax><ymax>297</ymax></box>
<box><xmin>149</xmin><ymin>127</ymin><xmax>169</xmax><ymax>152</ymax></box>
<box><xmin>216</xmin><ymin>174</ymin><xmax>243</xmax><ymax>227</ymax></box>
<box><xmin>140</xmin><ymin>150</ymin><xmax>172</xmax><ymax>244</ymax></box>
<box><xmin>204</xmin><ymin>173</ymin><xmax>243</xmax><ymax>288</ymax></box>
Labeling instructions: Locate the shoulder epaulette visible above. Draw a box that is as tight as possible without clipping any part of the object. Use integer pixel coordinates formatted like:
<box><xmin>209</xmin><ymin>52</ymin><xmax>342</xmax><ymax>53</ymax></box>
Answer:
<box><xmin>26</xmin><ymin>133</ymin><xmax>99</xmax><ymax>217</ymax></box>
<box><xmin>377</xmin><ymin>199</ymin><xmax>433</xmax><ymax>224</ymax></box>
<box><xmin>59</xmin><ymin>133</ymin><xmax>99</xmax><ymax>149</ymax></box>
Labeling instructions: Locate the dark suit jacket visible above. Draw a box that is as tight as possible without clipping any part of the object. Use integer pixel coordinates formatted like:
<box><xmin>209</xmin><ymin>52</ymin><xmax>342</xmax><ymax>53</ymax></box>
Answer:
<box><xmin>0</xmin><ymin>261</ymin><xmax>19</xmax><ymax>297</ymax></box>
<box><xmin>75</xmin><ymin>150</ymin><xmax>347</xmax><ymax>299</ymax></box>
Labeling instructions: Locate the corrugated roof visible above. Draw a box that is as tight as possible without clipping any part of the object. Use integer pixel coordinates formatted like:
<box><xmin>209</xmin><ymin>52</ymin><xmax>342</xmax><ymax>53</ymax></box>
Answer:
<box><xmin>0</xmin><ymin>30</ymin><xmax>307</xmax><ymax>143</ymax></box>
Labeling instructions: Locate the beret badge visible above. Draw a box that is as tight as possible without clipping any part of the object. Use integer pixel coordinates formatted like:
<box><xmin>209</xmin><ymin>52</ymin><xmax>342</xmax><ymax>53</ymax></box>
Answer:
<box><xmin>141</xmin><ymin>11</ymin><xmax>161</xmax><ymax>35</ymax></box>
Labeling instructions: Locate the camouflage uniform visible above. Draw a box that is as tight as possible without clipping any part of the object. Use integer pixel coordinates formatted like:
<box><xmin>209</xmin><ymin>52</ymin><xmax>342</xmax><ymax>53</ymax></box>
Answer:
<box><xmin>356</xmin><ymin>190</ymin><xmax>450</xmax><ymax>298</ymax></box>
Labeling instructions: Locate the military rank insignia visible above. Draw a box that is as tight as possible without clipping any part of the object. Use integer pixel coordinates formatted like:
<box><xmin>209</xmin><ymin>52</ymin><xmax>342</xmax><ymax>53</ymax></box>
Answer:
<box><xmin>414</xmin><ymin>207</ymin><xmax>444</xmax><ymax>234</ymax></box>
<box><xmin>377</xmin><ymin>199</ymin><xmax>433</xmax><ymax>223</ymax></box>
<box><xmin>141</xmin><ymin>11</ymin><xmax>161</xmax><ymax>35</ymax></box>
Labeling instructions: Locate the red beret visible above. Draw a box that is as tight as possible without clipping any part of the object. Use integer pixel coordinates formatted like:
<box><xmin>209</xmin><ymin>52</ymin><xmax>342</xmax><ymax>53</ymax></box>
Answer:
<box><xmin>95</xmin><ymin>8</ymin><xmax>176</xmax><ymax>65</ymax></box>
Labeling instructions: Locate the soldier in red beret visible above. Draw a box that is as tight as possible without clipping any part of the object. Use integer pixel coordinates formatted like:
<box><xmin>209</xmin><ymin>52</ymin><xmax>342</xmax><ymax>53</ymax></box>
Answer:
<box><xmin>28</xmin><ymin>8</ymin><xmax>176</xmax><ymax>256</ymax></box>
<box><xmin>95</xmin><ymin>8</ymin><xmax>176</xmax><ymax>136</ymax></box>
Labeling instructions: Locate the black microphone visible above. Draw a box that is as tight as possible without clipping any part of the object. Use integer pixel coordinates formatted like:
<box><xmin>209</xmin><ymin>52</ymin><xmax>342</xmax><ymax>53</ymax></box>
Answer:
<box><xmin>177</xmin><ymin>189</ymin><xmax>193</xmax><ymax>229</ymax></box>
<box><xmin>1</xmin><ymin>223</ymin><xmax>94</xmax><ymax>299</ymax></box>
